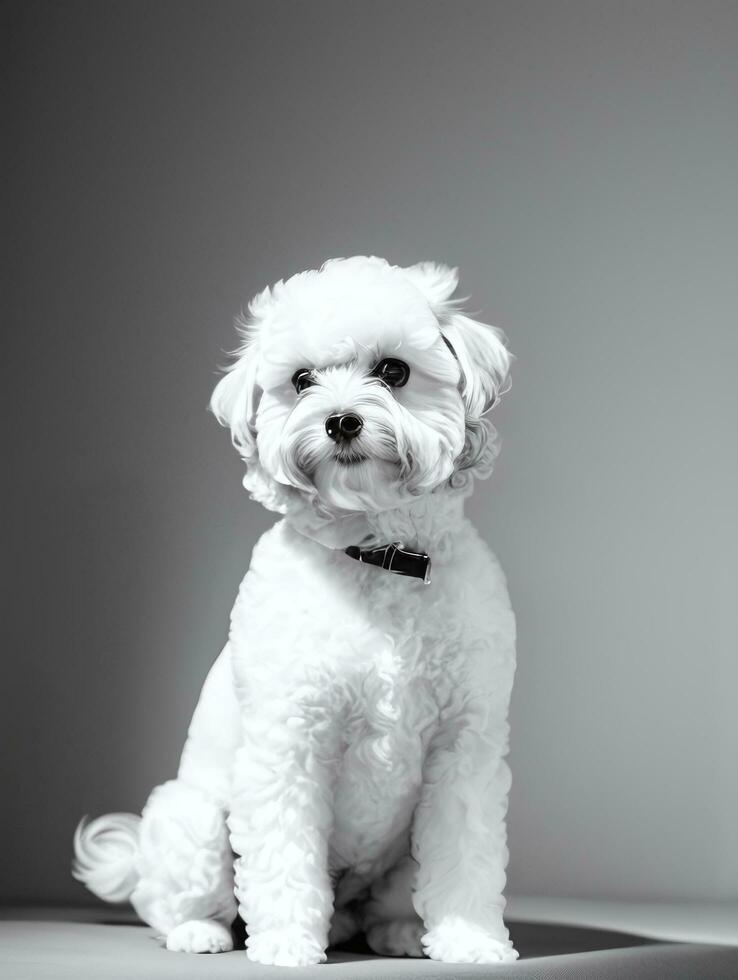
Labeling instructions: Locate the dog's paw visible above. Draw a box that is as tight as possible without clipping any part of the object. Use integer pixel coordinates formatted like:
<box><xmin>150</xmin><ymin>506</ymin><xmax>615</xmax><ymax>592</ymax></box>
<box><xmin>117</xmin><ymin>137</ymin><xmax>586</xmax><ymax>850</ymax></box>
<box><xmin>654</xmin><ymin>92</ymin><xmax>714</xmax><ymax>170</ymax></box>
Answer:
<box><xmin>329</xmin><ymin>908</ymin><xmax>361</xmax><ymax>946</ymax></box>
<box><xmin>246</xmin><ymin>926</ymin><xmax>327</xmax><ymax>967</ymax></box>
<box><xmin>165</xmin><ymin>919</ymin><xmax>234</xmax><ymax>953</ymax></box>
<box><xmin>422</xmin><ymin>916</ymin><xmax>518</xmax><ymax>964</ymax></box>
<box><xmin>366</xmin><ymin>919</ymin><xmax>425</xmax><ymax>957</ymax></box>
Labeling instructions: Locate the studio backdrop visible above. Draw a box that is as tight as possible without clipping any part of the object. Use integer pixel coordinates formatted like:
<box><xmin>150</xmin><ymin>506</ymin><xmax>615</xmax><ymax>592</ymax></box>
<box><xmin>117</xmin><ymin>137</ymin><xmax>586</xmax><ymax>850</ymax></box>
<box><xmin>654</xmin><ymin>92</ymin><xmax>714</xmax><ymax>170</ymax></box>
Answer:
<box><xmin>4</xmin><ymin>0</ymin><xmax>738</xmax><ymax>907</ymax></box>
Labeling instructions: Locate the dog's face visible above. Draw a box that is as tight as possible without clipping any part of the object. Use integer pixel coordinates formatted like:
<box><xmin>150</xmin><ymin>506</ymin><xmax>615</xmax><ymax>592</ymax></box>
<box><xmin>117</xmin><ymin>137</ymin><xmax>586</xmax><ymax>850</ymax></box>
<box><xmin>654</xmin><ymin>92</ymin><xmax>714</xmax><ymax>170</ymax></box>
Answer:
<box><xmin>211</xmin><ymin>257</ymin><xmax>510</xmax><ymax>516</ymax></box>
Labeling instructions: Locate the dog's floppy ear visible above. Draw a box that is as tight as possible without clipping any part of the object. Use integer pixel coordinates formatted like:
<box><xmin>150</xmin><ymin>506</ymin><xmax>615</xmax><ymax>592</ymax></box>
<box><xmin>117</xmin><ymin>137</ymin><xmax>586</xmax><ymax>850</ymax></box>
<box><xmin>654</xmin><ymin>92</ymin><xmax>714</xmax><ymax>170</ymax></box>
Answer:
<box><xmin>209</xmin><ymin>331</ymin><xmax>260</xmax><ymax>460</ymax></box>
<box><xmin>401</xmin><ymin>261</ymin><xmax>512</xmax><ymax>417</ymax></box>
<box><xmin>400</xmin><ymin>261</ymin><xmax>459</xmax><ymax>311</ymax></box>
<box><xmin>441</xmin><ymin>313</ymin><xmax>512</xmax><ymax>418</ymax></box>
<box><xmin>209</xmin><ymin>292</ymin><xmax>269</xmax><ymax>461</ymax></box>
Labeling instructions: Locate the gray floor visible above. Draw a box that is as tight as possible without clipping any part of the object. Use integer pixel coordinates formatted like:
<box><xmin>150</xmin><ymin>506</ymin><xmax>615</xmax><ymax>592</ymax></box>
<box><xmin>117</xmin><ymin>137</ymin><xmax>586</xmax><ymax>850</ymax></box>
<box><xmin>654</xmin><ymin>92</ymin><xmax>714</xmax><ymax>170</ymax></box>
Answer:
<box><xmin>2</xmin><ymin>907</ymin><xmax>738</xmax><ymax>980</ymax></box>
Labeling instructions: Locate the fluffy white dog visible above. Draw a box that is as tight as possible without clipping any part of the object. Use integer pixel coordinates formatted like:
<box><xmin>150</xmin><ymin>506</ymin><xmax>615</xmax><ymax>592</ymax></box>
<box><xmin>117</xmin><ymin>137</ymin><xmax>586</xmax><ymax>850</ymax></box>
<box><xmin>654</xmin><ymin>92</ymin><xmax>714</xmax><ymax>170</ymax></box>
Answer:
<box><xmin>73</xmin><ymin>256</ymin><xmax>518</xmax><ymax>967</ymax></box>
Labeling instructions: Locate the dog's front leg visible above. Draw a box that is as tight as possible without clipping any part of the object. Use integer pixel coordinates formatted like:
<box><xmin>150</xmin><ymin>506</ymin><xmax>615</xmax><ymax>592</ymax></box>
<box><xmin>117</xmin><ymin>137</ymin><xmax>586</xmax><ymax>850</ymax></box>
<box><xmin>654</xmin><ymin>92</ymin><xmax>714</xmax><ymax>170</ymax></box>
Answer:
<box><xmin>411</xmin><ymin>705</ymin><xmax>518</xmax><ymax>964</ymax></box>
<box><xmin>229</xmin><ymin>691</ymin><xmax>343</xmax><ymax>967</ymax></box>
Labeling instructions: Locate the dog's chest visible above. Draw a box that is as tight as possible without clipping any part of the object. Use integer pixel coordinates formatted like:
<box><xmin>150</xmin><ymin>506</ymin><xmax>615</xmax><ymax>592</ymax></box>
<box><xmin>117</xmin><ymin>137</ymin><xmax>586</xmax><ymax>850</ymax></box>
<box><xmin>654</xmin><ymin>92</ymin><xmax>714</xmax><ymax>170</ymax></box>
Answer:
<box><xmin>325</xmin><ymin>611</ymin><xmax>445</xmax><ymax>872</ymax></box>
<box><xmin>230</xmin><ymin>522</ymin><xmax>473</xmax><ymax>869</ymax></box>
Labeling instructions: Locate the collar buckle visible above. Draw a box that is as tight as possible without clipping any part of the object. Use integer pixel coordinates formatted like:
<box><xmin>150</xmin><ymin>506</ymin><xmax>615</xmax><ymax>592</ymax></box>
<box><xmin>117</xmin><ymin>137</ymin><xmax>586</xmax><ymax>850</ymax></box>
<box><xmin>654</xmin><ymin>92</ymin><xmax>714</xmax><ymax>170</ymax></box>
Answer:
<box><xmin>344</xmin><ymin>541</ymin><xmax>432</xmax><ymax>584</ymax></box>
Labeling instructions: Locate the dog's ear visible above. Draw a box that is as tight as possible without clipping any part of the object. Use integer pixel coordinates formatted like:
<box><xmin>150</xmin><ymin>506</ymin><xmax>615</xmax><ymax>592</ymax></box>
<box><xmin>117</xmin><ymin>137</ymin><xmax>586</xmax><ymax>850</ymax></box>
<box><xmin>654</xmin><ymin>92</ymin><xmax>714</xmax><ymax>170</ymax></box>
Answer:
<box><xmin>441</xmin><ymin>313</ymin><xmax>512</xmax><ymax>418</ymax></box>
<box><xmin>209</xmin><ymin>332</ymin><xmax>260</xmax><ymax>460</ymax></box>
<box><xmin>209</xmin><ymin>291</ymin><xmax>270</xmax><ymax>460</ymax></box>
<box><xmin>401</xmin><ymin>262</ymin><xmax>511</xmax><ymax>416</ymax></box>
<box><xmin>400</xmin><ymin>261</ymin><xmax>459</xmax><ymax>311</ymax></box>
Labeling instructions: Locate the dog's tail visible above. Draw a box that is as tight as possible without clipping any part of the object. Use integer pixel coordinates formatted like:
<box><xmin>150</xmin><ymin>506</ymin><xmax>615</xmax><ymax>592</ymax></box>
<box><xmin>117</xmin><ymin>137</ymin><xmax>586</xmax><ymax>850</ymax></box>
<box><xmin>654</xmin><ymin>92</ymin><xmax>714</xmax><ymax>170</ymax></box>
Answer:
<box><xmin>72</xmin><ymin>813</ymin><xmax>141</xmax><ymax>903</ymax></box>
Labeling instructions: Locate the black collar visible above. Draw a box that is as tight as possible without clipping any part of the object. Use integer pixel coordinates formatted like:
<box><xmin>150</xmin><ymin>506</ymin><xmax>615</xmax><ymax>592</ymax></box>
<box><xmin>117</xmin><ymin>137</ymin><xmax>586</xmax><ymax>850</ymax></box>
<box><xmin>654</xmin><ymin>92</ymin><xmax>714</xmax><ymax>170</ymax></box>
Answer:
<box><xmin>344</xmin><ymin>542</ymin><xmax>432</xmax><ymax>584</ymax></box>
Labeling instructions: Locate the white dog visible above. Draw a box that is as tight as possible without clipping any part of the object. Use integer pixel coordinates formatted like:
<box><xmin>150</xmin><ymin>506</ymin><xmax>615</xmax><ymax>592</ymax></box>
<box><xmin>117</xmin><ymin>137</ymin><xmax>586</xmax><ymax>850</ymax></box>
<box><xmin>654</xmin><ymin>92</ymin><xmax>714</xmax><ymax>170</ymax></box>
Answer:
<box><xmin>73</xmin><ymin>256</ymin><xmax>517</xmax><ymax>967</ymax></box>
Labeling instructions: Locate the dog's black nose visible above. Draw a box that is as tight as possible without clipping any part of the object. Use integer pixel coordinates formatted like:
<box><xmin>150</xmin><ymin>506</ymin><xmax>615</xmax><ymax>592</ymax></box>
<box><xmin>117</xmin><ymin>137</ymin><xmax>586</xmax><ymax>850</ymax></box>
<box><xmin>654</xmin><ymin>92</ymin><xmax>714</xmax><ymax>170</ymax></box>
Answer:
<box><xmin>325</xmin><ymin>413</ymin><xmax>363</xmax><ymax>442</ymax></box>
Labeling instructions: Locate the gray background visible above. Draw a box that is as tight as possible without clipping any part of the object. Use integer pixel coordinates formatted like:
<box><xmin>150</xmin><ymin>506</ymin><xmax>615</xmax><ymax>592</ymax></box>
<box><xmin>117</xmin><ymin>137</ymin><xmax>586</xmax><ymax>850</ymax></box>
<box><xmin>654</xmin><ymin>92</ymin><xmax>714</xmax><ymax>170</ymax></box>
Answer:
<box><xmin>3</xmin><ymin>0</ymin><xmax>737</xmax><ymax>906</ymax></box>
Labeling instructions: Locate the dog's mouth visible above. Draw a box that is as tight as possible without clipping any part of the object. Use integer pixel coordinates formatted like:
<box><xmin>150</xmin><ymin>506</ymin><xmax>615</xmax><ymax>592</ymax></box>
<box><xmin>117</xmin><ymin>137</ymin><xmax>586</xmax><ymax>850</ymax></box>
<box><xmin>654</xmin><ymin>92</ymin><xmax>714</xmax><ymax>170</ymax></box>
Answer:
<box><xmin>334</xmin><ymin>451</ymin><xmax>368</xmax><ymax>466</ymax></box>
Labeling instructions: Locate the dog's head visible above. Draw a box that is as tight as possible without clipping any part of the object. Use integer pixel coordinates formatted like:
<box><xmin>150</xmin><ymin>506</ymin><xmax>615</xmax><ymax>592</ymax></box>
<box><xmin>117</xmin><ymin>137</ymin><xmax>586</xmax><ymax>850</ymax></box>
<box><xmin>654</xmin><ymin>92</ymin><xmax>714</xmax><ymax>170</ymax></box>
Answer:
<box><xmin>210</xmin><ymin>256</ymin><xmax>511</xmax><ymax>517</ymax></box>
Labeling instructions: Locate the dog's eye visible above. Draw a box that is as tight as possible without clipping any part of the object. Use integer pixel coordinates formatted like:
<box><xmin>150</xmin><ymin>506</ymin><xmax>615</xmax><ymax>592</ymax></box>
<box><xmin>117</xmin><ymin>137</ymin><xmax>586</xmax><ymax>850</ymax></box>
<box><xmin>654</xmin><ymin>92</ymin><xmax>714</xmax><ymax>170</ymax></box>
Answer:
<box><xmin>292</xmin><ymin>369</ymin><xmax>316</xmax><ymax>394</ymax></box>
<box><xmin>372</xmin><ymin>357</ymin><xmax>410</xmax><ymax>388</ymax></box>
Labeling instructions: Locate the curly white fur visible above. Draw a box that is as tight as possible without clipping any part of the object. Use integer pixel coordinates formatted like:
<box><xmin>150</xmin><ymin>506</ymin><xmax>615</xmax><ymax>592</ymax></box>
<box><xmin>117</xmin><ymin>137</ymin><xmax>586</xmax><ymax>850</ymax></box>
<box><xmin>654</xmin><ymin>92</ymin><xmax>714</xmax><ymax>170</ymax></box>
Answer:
<box><xmin>73</xmin><ymin>256</ymin><xmax>518</xmax><ymax>965</ymax></box>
